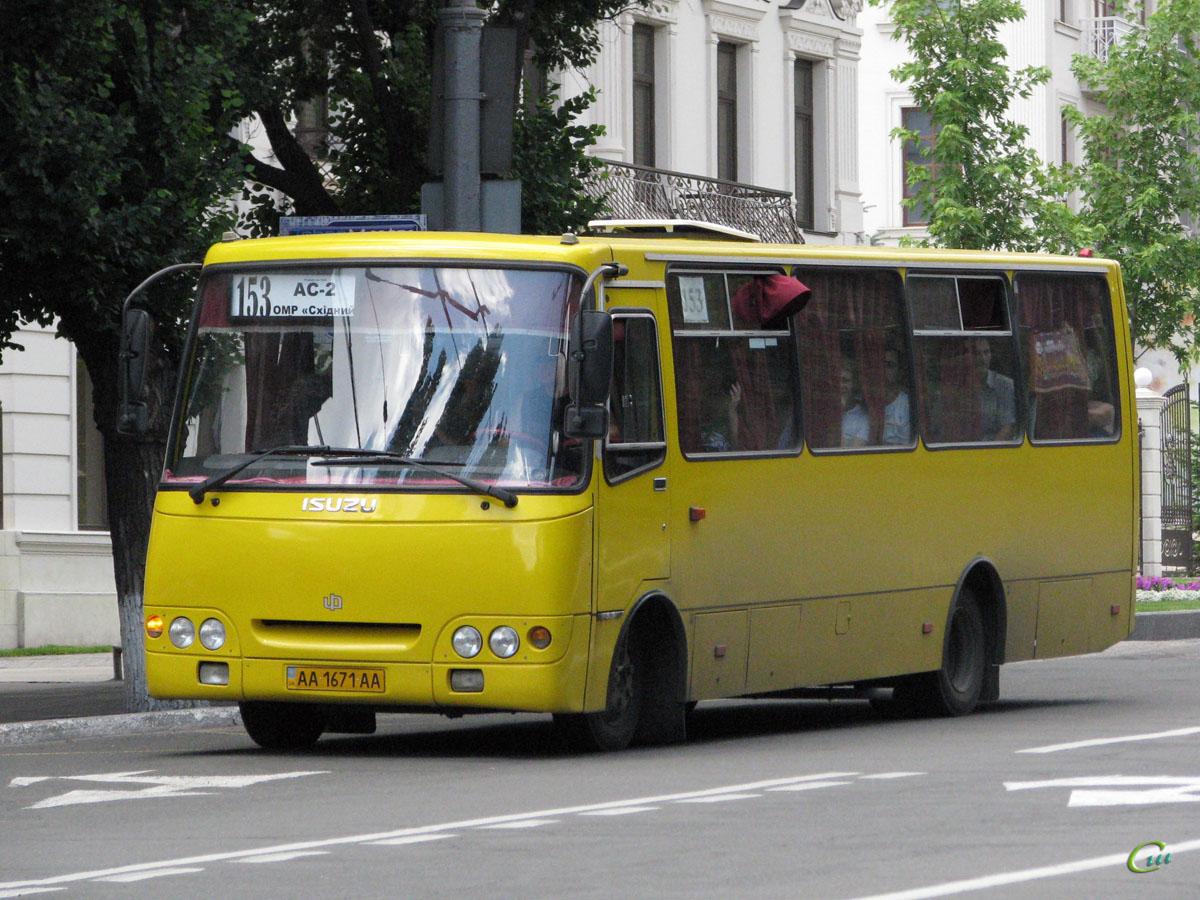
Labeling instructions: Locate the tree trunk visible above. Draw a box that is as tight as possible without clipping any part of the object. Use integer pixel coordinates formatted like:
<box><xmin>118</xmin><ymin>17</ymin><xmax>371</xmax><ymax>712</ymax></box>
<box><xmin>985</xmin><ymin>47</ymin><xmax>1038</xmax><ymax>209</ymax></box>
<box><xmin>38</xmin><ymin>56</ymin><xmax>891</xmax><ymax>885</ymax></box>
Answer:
<box><xmin>84</xmin><ymin>329</ymin><xmax>199</xmax><ymax>712</ymax></box>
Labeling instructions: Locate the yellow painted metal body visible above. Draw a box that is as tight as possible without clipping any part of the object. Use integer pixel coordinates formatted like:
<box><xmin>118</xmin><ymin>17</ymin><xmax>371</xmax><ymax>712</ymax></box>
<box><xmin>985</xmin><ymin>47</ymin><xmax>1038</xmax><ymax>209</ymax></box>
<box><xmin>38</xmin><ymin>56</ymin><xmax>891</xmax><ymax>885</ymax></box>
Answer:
<box><xmin>144</xmin><ymin>232</ymin><xmax>1138</xmax><ymax>714</ymax></box>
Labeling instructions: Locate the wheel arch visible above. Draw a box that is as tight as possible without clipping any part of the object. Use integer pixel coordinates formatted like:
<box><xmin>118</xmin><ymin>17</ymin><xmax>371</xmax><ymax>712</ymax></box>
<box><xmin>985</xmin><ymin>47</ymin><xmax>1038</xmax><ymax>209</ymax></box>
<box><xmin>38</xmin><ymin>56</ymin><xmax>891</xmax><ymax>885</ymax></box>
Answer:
<box><xmin>616</xmin><ymin>590</ymin><xmax>688</xmax><ymax>703</ymax></box>
<box><xmin>953</xmin><ymin>557</ymin><xmax>1007</xmax><ymax>667</ymax></box>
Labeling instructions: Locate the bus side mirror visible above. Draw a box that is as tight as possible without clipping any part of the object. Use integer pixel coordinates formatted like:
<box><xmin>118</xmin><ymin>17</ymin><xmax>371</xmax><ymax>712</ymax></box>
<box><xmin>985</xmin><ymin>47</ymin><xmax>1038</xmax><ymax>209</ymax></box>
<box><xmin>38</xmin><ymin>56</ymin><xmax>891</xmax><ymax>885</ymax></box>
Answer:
<box><xmin>118</xmin><ymin>308</ymin><xmax>153</xmax><ymax>434</ymax></box>
<box><xmin>564</xmin><ymin>309</ymin><xmax>613</xmax><ymax>439</ymax></box>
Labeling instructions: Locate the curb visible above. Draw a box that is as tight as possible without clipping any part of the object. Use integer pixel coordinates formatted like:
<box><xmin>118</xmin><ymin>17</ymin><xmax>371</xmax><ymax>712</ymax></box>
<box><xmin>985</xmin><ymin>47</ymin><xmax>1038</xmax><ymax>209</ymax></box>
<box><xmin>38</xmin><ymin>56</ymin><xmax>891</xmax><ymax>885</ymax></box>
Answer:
<box><xmin>0</xmin><ymin>707</ymin><xmax>242</xmax><ymax>747</ymax></box>
<box><xmin>1129</xmin><ymin>609</ymin><xmax>1200</xmax><ymax>642</ymax></box>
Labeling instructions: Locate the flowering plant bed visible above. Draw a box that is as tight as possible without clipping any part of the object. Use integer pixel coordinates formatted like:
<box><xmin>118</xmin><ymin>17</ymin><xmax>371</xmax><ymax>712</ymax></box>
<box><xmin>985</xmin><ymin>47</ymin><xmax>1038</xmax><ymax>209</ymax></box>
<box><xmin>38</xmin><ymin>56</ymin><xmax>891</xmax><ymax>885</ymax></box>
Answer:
<box><xmin>1136</xmin><ymin>575</ymin><xmax>1200</xmax><ymax>610</ymax></box>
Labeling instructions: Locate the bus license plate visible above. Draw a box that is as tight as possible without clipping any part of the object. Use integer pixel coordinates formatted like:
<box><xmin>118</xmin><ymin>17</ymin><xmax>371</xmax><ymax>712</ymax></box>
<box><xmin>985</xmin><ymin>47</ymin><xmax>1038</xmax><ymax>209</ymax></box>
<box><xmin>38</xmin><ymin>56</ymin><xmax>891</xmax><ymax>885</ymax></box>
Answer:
<box><xmin>286</xmin><ymin>665</ymin><xmax>385</xmax><ymax>693</ymax></box>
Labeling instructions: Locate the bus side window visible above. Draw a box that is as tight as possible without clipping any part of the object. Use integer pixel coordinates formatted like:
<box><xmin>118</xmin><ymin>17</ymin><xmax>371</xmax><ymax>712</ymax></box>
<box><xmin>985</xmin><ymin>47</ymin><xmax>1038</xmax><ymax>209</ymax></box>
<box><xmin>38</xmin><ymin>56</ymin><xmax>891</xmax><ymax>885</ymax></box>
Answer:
<box><xmin>794</xmin><ymin>267</ymin><xmax>914</xmax><ymax>450</ymax></box>
<box><xmin>668</xmin><ymin>270</ymin><xmax>805</xmax><ymax>456</ymax></box>
<box><xmin>604</xmin><ymin>313</ymin><xmax>667</xmax><ymax>481</ymax></box>
<box><xmin>1013</xmin><ymin>272</ymin><xmax>1120</xmax><ymax>441</ymax></box>
<box><xmin>909</xmin><ymin>275</ymin><xmax>1020</xmax><ymax>445</ymax></box>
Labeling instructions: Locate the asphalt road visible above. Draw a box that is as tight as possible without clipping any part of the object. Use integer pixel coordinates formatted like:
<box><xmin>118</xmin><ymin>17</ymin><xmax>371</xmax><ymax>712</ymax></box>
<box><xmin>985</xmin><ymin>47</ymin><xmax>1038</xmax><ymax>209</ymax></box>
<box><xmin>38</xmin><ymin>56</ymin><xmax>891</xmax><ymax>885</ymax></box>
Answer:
<box><xmin>2</xmin><ymin>640</ymin><xmax>1199</xmax><ymax>900</ymax></box>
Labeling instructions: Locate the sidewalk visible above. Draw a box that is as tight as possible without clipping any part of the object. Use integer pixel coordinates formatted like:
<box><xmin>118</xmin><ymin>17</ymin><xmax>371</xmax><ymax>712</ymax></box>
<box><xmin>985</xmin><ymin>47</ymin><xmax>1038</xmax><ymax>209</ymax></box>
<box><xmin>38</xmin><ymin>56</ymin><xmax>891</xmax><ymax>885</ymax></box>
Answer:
<box><xmin>0</xmin><ymin>652</ymin><xmax>239</xmax><ymax>746</ymax></box>
<box><xmin>0</xmin><ymin>609</ymin><xmax>1197</xmax><ymax>745</ymax></box>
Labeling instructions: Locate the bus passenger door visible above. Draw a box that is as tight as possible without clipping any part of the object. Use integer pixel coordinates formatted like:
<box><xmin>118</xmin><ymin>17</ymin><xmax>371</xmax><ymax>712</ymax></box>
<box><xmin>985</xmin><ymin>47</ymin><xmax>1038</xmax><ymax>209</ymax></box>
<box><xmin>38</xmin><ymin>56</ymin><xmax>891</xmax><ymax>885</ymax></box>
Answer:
<box><xmin>595</xmin><ymin>309</ymin><xmax>671</xmax><ymax>613</ymax></box>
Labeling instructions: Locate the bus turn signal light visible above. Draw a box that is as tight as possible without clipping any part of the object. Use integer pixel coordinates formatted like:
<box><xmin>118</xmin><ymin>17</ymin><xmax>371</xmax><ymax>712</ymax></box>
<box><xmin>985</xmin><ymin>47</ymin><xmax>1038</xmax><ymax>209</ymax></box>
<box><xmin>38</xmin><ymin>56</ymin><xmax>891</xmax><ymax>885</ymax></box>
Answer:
<box><xmin>528</xmin><ymin>626</ymin><xmax>552</xmax><ymax>649</ymax></box>
<box><xmin>146</xmin><ymin>615</ymin><xmax>164</xmax><ymax>639</ymax></box>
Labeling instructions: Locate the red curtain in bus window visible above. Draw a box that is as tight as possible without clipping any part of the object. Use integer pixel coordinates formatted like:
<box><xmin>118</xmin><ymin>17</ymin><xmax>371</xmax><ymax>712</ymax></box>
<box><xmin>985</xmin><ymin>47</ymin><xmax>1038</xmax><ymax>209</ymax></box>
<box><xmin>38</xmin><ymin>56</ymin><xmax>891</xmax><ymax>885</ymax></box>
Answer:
<box><xmin>726</xmin><ymin>275</ymin><xmax>809</xmax><ymax>451</ymax></box>
<box><xmin>796</xmin><ymin>270</ymin><xmax>896</xmax><ymax>447</ymax></box>
<box><xmin>934</xmin><ymin>340</ymin><xmax>983</xmax><ymax>443</ymax></box>
<box><xmin>1016</xmin><ymin>276</ymin><xmax>1090</xmax><ymax>440</ymax></box>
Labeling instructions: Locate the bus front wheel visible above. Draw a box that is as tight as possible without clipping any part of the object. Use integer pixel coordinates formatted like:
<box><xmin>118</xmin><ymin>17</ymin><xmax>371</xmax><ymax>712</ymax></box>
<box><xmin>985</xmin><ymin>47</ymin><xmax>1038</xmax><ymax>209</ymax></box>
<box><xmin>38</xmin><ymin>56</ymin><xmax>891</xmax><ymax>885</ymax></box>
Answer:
<box><xmin>555</xmin><ymin>634</ymin><xmax>643</xmax><ymax>752</ymax></box>
<box><xmin>240</xmin><ymin>701</ymin><xmax>326</xmax><ymax>750</ymax></box>
<box><xmin>907</xmin><ymin>589</ymin><xmax>986</xmax><ymax>717</ymax></box>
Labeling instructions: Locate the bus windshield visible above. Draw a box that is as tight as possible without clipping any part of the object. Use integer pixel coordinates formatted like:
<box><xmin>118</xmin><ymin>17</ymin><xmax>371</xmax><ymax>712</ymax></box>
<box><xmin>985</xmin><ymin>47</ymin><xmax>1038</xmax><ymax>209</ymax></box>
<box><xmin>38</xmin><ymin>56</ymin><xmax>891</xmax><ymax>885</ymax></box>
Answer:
<box><xmin>165</xmin><ymin>265</ymin><xmax>585</xmax><ymax>491</ymax></box>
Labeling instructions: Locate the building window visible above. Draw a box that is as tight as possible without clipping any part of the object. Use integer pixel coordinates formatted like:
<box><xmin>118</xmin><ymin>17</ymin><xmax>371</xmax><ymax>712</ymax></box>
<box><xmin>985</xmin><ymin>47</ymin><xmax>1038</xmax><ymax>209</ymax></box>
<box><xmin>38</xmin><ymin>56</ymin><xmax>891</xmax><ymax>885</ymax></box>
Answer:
<box><xmin>295</xmin><ymin>97</ymin><xmax>329</xmax><ymax>158</ymax></box>
<box><xmin>76</xmin><ymin>358</ymin><xmax>107</xmax><ymax>531</ymax></box>
<box><xmin>717</xmin><ymin>42</ymin><xmax>738</xmax><ymax>182</ymax></box>
<box><xmin>632</xmin><ymin>24</ymin><xmax>656</xmax><ymax>167</ymax></box>
<box><xmin>901</xmin><ymin>107</ymin><xmax>939</xmax><ymax>227</ymax></box>
<box><xmin>794</xmin><ymin>59</ymin><xmax>815</xmax><ymax>230</ymax></box>
<box><xmin>1060</xmin><ymin>109</ymin><xmax>1072</xmax><ymax>164</ymax></box>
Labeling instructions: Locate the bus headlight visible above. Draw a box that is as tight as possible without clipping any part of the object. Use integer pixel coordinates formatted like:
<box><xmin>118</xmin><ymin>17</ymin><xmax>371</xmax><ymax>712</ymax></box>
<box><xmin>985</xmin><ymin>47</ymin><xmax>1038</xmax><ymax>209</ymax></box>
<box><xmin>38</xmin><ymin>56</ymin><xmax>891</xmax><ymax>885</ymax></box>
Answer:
<box><xmin>199</xmin><ymin>618</ymin><xmax>226</xmax><ymax>651</ymax></box>
<box><xmin>489</xmin><ymin>626</ymin><xmax>519</xmax><ymax>659</ymax></box>
<box><xmin>169</xmin><ymin>617</ymin><xmax>195</xmax><ymax>649</ymax></box>
<box><xmin>452</xmin><ymin>626</ymin><xmax>482</xmax><ymax>659</ymax></box>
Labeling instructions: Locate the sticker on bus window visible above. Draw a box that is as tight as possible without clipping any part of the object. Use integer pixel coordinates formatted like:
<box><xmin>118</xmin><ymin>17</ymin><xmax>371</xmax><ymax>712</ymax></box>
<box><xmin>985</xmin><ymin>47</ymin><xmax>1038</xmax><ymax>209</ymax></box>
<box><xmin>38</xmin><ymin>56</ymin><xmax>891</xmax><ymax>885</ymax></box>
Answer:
<box><xmin>231</xmin><ymin>272</ymin><xmax>356</xmax><ymax>318</ymax></box>
<box><xmin>678</xmin><ymin>276</ymin><xmax>710</xmax><ymax>325</ymax></box>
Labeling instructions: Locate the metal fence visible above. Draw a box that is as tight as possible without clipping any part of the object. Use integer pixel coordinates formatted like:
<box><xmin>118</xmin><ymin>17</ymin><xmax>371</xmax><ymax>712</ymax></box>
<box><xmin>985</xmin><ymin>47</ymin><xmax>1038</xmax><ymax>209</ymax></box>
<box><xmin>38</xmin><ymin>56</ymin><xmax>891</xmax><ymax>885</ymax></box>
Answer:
<box><xmin>1160</xmin><ymin>383</ymin><xmax>1193</xmax><ymax>572</ymax></box>
<box><xmin>583</xmin><ymin>160</ymin><xmax>803</xmax><ymax>245</ymax></box>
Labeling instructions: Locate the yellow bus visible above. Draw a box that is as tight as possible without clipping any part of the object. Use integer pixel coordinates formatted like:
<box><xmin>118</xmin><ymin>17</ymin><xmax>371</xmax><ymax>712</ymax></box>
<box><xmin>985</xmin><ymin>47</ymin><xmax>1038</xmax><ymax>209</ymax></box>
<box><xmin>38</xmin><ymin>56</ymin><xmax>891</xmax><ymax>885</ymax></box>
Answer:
<box><xmin>122</xmin><ymin>223</ymin><xmax>1137</xmax><ymax>751</ymax></box>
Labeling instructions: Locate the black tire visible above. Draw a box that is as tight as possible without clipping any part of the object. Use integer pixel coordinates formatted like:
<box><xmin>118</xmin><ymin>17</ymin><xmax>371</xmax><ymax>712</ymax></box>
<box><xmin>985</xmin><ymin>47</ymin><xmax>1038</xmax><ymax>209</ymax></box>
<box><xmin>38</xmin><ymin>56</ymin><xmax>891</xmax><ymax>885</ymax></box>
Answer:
<box><xmin>239</xmin><ymin>701</ymin><xmax>326</xmax><ymax>750</ymax></box>
<box><xmin>555</xmin><ymin>633</ymin><xmax>643</xmax><ymax>752</ymax></box>
<box><xmin>912</xmin><ymin>590</ymin><xmax>986</xmax><ymax>717</ymax></box>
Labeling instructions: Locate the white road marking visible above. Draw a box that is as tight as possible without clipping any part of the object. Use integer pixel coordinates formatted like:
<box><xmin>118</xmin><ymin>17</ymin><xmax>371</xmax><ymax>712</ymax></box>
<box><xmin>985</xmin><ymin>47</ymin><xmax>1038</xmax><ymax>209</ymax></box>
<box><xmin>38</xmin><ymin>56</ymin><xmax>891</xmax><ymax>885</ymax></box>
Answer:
<box><xmin>94</xmin><ymin>868</ymin><xmax>205</xmax><ymax>883</ymax></box>
<box><xmin>0</xmin><ymin>772</ymin><xmax>893</xmax><ymax>892</ymax></box>
<box><xmin>860</xmin><ymin>772</ymin><xmax>925</xmax><ymax>779</ymax></box>
<box><xmin>766</xmin><ymin>781</ymin><xmax>851</xmax><ymax>792</ymax></box>
<box><xmin>579</xmin><ymin>806</ymin><xmax>659</xmax><ymax>816</ymax></box>
<box><xmin>366</xmin><ymin>834</ymin><xmax>457</xmax><ymax>846</ymax></box>
<box><xmin>676</xmin><ymin>793</ymin><xmax>759</xmax><ymax>803</ymax></box>
<box><xmin>837</xmin><ymin>838</ymin><xmax>1200</xmax><ymax>900</ymax></box>
<box><xmin>10</xmin><ymin>770</ymin><xmax>328</xmax><ymax>810</ymax></box>
<box><xmin>1005</xmin><ymin>775</ymin><xmax>1200</xmax><ymax>807</ymax></box>
<box><xmin>482</xmin><ymin>819</ymin><xmax>559</xmax><ymax>829</ymax></box>
<box><xmin>232</xmin><ymin>851</ymin><xmax>330</xmax><ymax>864</ymax></box>
<box><xmin>1017</xmin><ymin>726</ymin><xmax>1200</xmax><ymax>754</ymax></box>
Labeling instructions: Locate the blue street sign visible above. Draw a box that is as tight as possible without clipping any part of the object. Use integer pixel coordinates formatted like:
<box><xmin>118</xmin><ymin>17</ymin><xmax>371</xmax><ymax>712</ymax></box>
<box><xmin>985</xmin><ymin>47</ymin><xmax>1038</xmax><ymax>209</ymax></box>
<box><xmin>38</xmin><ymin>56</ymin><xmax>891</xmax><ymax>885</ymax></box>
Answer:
<box><xmin>279</xmin><ymin>215</ymin><xmax>427</xmax><ymax>235</ymax></box>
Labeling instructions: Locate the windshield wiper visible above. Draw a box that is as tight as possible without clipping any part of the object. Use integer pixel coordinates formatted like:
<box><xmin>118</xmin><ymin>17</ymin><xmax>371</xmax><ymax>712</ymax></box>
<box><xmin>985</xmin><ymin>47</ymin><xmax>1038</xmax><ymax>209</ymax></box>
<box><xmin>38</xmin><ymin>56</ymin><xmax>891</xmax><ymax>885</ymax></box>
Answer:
<box><xmin>189</xmin><ymin>445</ymin><xmax>343</xmax><ymax>504</ymax></box>
<box><xmin>312</xmin><ymin>450</ymin><xmax>519</xmax><ymax>508</ymax></box>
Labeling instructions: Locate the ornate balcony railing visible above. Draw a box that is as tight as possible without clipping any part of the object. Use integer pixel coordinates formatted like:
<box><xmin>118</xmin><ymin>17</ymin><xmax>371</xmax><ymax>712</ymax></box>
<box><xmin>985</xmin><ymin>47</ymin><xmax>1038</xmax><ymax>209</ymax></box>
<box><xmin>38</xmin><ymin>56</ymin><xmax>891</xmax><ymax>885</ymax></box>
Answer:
<box><xmin>1080</xmin><ymin>16</ymin><xmax>1141</xmax><ymax>62</ymax></box>
<box><xmin>583</xmin><ymin>160</ymin><xmax>803</xmax><ymax>244</ymax></box>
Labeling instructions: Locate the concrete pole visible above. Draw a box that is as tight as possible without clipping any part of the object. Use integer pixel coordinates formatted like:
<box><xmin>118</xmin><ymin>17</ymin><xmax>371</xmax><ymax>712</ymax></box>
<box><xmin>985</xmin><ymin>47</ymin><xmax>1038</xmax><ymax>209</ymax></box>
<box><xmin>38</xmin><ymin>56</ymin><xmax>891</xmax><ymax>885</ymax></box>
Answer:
<box><xmin>439</xmin><ymin>0</ymin><xmax>486</xmax><ymax>232</ymax></box>
<box><xmin>1136</xmin><ymin>367</ymin><xmax>1166</xmax><ymax>577</ymax></box>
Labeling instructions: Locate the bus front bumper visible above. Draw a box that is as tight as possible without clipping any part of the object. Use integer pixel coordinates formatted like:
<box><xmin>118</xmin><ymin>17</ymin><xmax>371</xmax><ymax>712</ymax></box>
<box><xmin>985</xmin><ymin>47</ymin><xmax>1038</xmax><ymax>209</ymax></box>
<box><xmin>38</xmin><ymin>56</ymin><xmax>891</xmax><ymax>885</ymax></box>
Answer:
<box><xmin>145</xmin><ymin>650</ymin><xmax>591</xmax><ymax>714</ymax></box>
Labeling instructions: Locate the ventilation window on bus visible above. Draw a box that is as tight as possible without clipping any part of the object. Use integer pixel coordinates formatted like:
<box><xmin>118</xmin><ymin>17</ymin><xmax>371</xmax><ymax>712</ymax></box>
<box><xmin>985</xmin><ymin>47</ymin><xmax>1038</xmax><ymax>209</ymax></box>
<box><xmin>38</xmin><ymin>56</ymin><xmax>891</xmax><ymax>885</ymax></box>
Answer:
<box><xmin>908</xmin><ymin>274</ymin><xmax>1021</xmax><ymax>445</ymax></box>
<box><xmin>605</xmin><ymin>313</ymin><xmax>667</xmax><ymax>481</ymax></box>
<box><xmin>793</xmin><ymin>267</ymin><xmax>915</xmax><ymax>451</ymax></box>
<box><xmin>1012</xmin><ymin>272</ymin><xmax>1120</xmax><ymax>442</ymax></box>
<box><xmin>667</xmin><ymin>270</ymin><xmax>808</xmax><ymax>456</ymax></box>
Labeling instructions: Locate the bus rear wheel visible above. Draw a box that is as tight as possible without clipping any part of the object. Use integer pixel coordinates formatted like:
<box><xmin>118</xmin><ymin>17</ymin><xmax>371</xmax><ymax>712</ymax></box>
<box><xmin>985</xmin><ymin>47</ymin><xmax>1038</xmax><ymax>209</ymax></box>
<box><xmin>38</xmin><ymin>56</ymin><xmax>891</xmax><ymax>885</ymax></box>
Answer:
<box><xmin>239</xmin><ymin>701</ymin><xmax>326</xmax><ymax>750</ymax></box>
<box><xmin>911</xmin><ymin>590</ymin><xmax>986</xmax><ymax>717</ymax></box>
<box><xmin>555</xmin><ymin>634</ymin><xmax>643</xmax><ymax>752</ymax></box>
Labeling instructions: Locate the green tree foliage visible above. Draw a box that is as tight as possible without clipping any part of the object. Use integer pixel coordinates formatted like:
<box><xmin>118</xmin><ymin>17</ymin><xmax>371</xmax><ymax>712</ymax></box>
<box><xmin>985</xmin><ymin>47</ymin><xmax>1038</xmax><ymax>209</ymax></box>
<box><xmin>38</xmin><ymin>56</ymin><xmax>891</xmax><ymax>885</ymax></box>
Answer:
<box><xmin>236</xmin><ymin>0</ymin><xmax>638</xmax><ymax>235</ymax></box>
<box><xmin>1068</xmin><ymin>0</ymin><xmax>1200</xmax><ymax>358</ymax></box>
<box><xmin>875</xmin><ymin>0</ymin><xmax>1074</xmax><ymax>252</ymax></box>
<box><xmin>0</xmin><ymin>0</ymin><xmax>256</xmax><ymax>708</ymax></box>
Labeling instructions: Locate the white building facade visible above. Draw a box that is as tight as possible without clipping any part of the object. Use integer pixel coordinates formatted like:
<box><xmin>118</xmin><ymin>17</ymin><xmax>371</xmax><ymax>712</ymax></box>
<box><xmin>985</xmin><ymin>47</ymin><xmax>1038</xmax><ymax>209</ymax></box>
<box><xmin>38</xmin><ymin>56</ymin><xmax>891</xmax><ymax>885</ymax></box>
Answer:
<box><xmin>0</xmin><ymin>322</ymin><xmax>119</xmax><ymax>649</ymax></box>
<box><xmin>566</xmin><ymin>0</ymin><xmax>867</xmax><ymax>245</ymax></box>
<box><xmin>857</xmin><ymin>0</ymin><xmax>1150</xmax><ymax>243</ymax></box>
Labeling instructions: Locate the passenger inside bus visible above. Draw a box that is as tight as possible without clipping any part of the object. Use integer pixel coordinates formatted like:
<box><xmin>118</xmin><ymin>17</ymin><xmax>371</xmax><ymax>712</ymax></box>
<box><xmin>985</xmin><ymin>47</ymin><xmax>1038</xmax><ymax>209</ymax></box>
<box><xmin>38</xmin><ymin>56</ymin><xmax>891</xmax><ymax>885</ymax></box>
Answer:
<box><xmin>840</xmin><ymin>359</ymin><xmax>869</xmax><ymax>448</ymax></box>
<box><xmin>974</xmin><ymin>337</ymin><xmax>1016</xmax><ymax>441</ymax></box>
